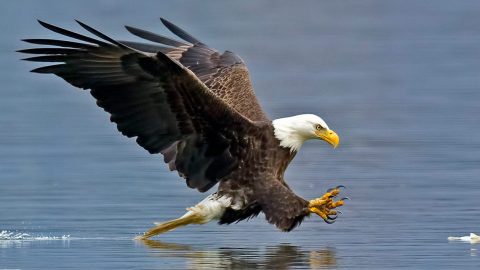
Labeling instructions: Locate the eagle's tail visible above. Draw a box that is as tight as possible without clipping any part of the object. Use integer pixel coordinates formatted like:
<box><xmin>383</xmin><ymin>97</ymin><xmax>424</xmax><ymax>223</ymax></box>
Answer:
<box><xmin>135</xmin><ymin>193</ymin><xmax>231</xmax><ymax>240</ymax></box>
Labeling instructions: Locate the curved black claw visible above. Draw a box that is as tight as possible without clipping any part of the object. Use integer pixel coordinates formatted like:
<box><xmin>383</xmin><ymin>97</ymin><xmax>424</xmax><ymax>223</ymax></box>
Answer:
<box><xmin>327</xmin><ymin>214</ymin><xmax>338</xmax><ymax>220</ymax></box>
<box><xmin>327</xmin><ymin>185</ymin><xmax>346</xmax><ymax>193</ymax></box>
<box><xmin>340</xmin><ymin>197</ymin><xmax>350</xmax><ymax>201</ymax></box>
<box><xmin>323</xmin><ymin>218</ymin><xmax>336</xmax><ymax>224</ymax></box>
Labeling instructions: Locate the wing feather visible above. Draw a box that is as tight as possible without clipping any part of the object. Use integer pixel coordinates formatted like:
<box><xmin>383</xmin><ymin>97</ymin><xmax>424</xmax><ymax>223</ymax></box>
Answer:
<box><xmin>123</xmin><ymin>19</ymin><xmax>269</xmax><ymax>121</ymax></box>
<box><xmin>160</xmin><ymin>18</ymin><xmax>202</xmax><ymax>44</ymax></box>
<box><xmin>21</xmin><ymin>20</ymin><xmax>262</xmax><ymax>192</ymax></box>
<box><xmin>125</xmin><ymin>25</ymin><xmax>188</xmax><ymax>47</ymax></box>
<box><xmin>37</xmin><ymin>20</ymin><xmax>110</xmax><ymax>47</ymax></box>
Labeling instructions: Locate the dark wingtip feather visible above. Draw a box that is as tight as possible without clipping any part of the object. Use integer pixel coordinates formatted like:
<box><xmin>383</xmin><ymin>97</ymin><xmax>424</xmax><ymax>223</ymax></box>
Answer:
<box><xmin>20</xmin><ymin>38</ymin><xmax>94</xmax><ymax>49</ymax></box>
<box><xmin>22</xmin><ymin>55</ymin><xmax>67</xmax><ymax>62</ymax></box>
<box><xmin>125</xmin><ymin>25</ymin><xmax>188</xmax><ymax>47</ymax></box>
<box><xmin>30</xmin><ymin>64</ymin><xmax>64</xmax><ymax>73</ymax></box>
<box><xmin>74</xmin><ymin>19</ymin><xmax>126</xmax><ymax>48</ymax></box>
<box><xmin>16</xmin><ymin>48</ymin><xmax>80</xmax><ymax>55</ymax></box>
<box><xmin>30</xmin><ymin>67</ymin><xmax>48</xmax><ymax>73</ymax></box>
<box><xmin>35</xmin><ymin>19</ymin><xmax>110</xmax><ymax>47</ymax></box>
<box><xmin>37</xmin><ymin>19</ymin><xmax>54</xmax><ymax>30</ymax></box>
<box><xmin>160</xmin><ymin>18</ymin><xmax>202</xmax><ymax>44</ymax></box>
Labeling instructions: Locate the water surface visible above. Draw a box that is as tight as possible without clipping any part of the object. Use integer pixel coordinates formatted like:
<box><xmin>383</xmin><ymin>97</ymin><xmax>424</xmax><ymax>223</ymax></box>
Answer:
<box><xmin>1</xmin><ymin>1</ymin><xmax>480</xmax><ymax>269</ymax></box>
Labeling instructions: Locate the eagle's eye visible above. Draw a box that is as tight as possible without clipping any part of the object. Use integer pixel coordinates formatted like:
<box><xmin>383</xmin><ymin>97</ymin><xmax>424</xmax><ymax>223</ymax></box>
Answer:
<box><xmin>315</xmin><ymin>124</ymin><xmax>323</xmax><ymax>131</ymax></box>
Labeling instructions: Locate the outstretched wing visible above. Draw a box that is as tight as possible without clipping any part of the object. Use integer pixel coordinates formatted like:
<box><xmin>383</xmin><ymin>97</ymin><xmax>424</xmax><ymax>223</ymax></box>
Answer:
<box><xmin>20</xmin><ymin>20</ymin><xmax>263</xmax><ymax>192</ymax></box>
<box><xmin>122</xmin><ymin>18</ymin><xmax>269</xmax><ymax>121</ymax></box>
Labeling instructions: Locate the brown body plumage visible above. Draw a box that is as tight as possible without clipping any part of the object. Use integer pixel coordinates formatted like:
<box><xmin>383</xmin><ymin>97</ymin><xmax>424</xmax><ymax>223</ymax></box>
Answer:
<box><xmin>20</xmin><ymin>18</ymin><xmax>345</xmax><ymax>238</ymax></box>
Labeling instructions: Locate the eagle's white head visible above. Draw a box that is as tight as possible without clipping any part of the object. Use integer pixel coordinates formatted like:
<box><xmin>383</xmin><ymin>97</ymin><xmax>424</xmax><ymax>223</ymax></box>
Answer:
<box><xmin>272</xmin><ymin>114</ymin><xmax>339</xmax><ymax>152</ymax></box>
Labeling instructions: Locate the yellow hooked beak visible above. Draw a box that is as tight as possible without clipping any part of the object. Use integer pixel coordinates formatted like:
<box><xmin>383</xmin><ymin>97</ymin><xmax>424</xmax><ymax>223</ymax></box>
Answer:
<box><xmin>315</xmin><ymin>129</ymin><xmax>340</xmax><ymax>148</ymax></box>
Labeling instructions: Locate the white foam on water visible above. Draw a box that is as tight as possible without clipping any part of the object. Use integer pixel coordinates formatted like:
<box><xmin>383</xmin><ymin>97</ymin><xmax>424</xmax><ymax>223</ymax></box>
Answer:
<box><xmin>0</xmin><ymin>230</ymin><xmax>70</xmax><ymax>241</ymax></box>
<box><xmin>0</xmin><ymin>230</ymin><xmax>136</xmax><ymax>246</ymax></box>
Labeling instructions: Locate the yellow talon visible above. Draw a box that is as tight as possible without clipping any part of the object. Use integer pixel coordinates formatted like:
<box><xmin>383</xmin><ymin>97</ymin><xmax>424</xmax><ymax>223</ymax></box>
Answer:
<box><xmin>308</xmin><ymin>186</ymin><xmax>346</xmax><ymax>224</ymax></box>
<box><xmin>331</xmin><ymin>200</ymin><xmax>344</xmax><ymax>208</ymax></box>
<box><xmin>309</xmin><ymin>207</ymin><xmax>328</xmax><ymax>220</ymax></box>
<box><xmin>309</xmin><ymin>198</ymin><xmax>328</xmax><ymax>207</ymax></box>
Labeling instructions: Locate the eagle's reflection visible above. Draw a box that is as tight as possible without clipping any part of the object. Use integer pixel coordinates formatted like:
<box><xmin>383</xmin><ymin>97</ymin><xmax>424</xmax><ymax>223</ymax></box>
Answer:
<box><xmin>139</xmin><ymin>239</ymin><xmax>337</xmax><ymax>269</ymax></box>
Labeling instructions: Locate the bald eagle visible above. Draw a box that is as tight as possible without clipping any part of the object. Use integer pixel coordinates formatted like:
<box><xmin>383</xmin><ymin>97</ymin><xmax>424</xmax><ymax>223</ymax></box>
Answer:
<box><xmin>20</xmin><ymin>18</ymin><xmax>346</xmax><ymax>239</ymax></box>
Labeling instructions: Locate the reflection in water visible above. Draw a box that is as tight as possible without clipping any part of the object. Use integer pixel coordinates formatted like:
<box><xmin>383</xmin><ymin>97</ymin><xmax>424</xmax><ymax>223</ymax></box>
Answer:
<box><xmin>139</xmin><ymin>239</ymin><xmax>337</xmax><ymax>269</ymax></box>
<box><xmin>471</xmin><ymin>248</ymin><xmax>478</xmax><ymax>257</ymax></box>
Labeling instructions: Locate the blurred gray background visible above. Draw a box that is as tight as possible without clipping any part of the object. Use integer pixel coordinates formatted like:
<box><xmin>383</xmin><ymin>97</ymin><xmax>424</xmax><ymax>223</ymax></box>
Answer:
<box><xmin>1</xmin><ymin>1</ymin><xmax>479</xmax><ymax>269</ymax></box>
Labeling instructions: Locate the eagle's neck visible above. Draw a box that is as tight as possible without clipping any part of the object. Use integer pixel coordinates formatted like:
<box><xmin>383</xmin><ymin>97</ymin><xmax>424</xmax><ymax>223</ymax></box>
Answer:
<box><xmin>272</xmin><ymin>117</ymin><xmax>307</xmax><ymax>152</ymax></box>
